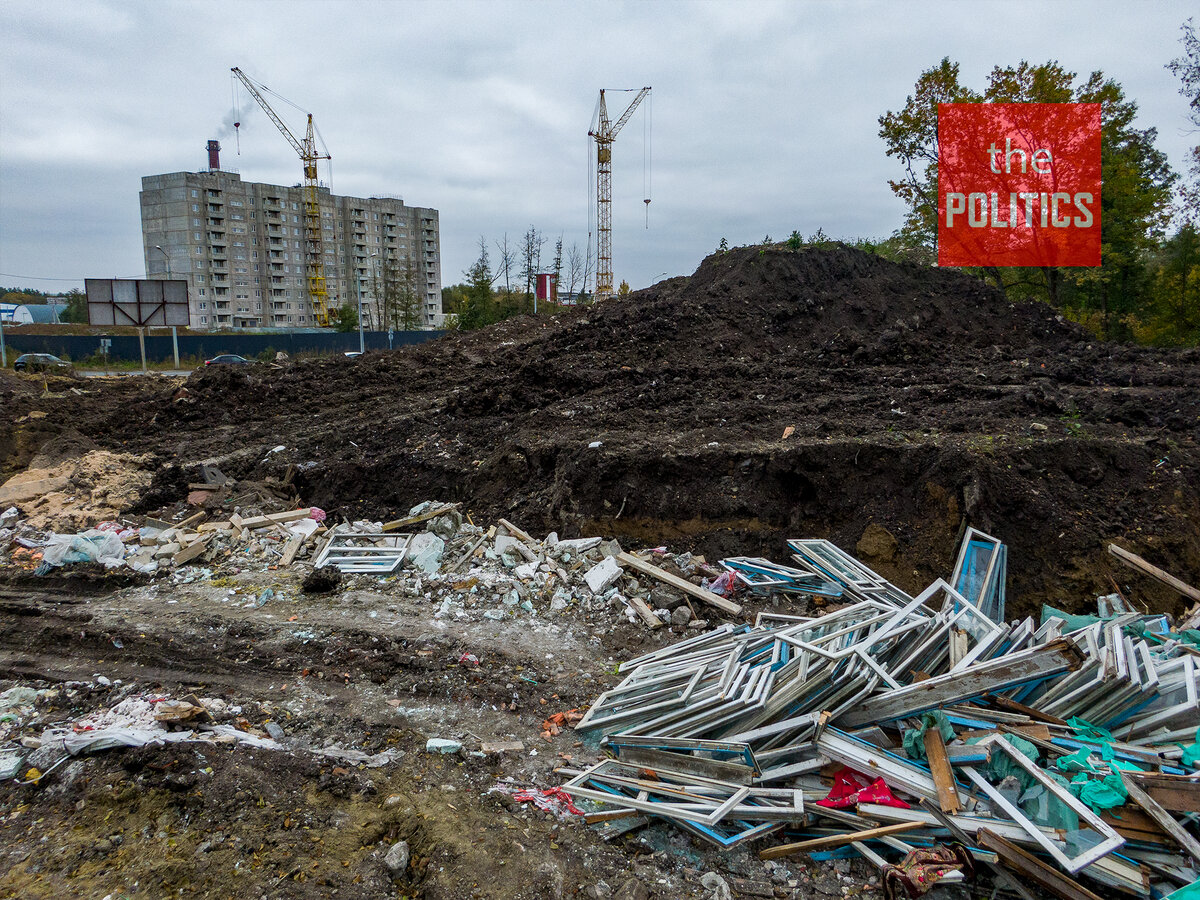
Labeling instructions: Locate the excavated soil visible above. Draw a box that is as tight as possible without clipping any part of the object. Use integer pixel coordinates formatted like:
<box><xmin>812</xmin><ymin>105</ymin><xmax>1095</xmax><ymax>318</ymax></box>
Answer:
<box><xmin>5</xmin><ymin>245</ymin><xmax>1200</xmax><ymax>617</ymax></box>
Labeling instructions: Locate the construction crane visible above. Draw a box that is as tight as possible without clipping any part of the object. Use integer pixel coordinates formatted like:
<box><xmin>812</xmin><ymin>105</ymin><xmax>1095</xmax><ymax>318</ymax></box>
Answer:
<box><xmin>230</xmin><ymin>67</ymin><xmax>333</xmax><ymax>326</ymax></box>
<box><xmin>589</xmin><ymin>87</ymin><xmax>651</xmax><ymax>302</ymax></box>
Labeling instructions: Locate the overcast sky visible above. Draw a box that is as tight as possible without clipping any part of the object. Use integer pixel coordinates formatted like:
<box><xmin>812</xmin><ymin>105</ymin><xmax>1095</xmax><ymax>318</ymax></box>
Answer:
<box><xmin>1</xmin><ymin>0</ymin><xmax>1194</xmax><ymax>294</ymax></box>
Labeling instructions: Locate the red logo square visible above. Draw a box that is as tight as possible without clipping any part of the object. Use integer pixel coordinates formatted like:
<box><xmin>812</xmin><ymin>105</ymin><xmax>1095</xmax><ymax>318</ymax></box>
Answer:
<box><xmin>938</xmin><ymin>103</ymin><xmax>1101</xmax><ymax>267</ymax></box>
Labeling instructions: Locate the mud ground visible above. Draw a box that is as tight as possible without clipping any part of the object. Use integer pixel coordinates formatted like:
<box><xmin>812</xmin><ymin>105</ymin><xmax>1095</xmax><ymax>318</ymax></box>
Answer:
<box><xmin>0</xmin><ymin>566</ymin><xmax>874</xmax><ymax>900</ymax></box>
<box><xmin>2</xmin><ymin>244</ymin><xmax>1198</xmax><ymax>897</ymax></box>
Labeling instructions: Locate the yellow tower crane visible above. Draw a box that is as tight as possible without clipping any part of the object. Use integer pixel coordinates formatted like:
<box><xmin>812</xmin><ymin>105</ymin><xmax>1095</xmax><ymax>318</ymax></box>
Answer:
<box><xmin>230</xmin><ymin>67</ymin><xmax>333</xmax><ymax>326</ymax></box>
<box><xmin>589</xmin><ymin>86</ymin><xmax>651</xmax><ymax>302</ymax></box>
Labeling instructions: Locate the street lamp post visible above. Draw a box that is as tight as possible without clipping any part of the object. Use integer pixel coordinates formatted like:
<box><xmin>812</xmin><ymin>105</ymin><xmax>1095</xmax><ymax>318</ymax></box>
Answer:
<box><xmin>154</xmin><ymin>245</ymin><xmax>172</xmax><ymax>279</ymax></box>
<box><xmin>154</xmin><ymin>245</ymin><xmax>180</xmax><ymax>369</ymax></box>
<box><xmin>355</xmin><ymin>275</ymin><xmax>365</xmax><ymax>354</ymax></box>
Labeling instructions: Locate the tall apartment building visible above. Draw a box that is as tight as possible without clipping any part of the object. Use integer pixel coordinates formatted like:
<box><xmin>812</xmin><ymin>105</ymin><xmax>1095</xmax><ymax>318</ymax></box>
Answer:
<box><xmin>140</xmin><ymin>159</ymin><xmax>442</xmax><ymax>330</ymax></box>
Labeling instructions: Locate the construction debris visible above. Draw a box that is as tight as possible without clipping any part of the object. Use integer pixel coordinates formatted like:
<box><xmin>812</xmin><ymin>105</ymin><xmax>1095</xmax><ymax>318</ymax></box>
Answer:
<box><xmin>562</xmin><ymin>530</ymin><xmax>1200</xmax><ymax>898</ymax></box>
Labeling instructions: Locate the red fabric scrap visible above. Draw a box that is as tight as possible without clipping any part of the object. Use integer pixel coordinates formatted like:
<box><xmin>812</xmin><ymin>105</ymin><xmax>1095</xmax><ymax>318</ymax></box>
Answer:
<box><xmin>816</xmin><ymin>767</ymin><xmax>910</xmax><ymax>810</ymax></box>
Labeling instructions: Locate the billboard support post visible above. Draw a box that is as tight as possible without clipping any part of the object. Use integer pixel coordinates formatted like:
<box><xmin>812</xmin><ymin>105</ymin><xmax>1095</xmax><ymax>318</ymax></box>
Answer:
<box><xmin>138</xmin><ymin>328</ymin><xmax>147</xmax><ymax>373</ymax></box>
<box><xmin>171</xmin><ymin>327</ymin><xmax>180</xmax><ymax>369</ymax></box>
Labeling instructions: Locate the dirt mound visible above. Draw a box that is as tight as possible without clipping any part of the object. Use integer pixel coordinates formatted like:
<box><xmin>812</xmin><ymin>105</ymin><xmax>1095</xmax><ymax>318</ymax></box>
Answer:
<box><xmin>6</xmin><ymin>246</ymin><xmax>1200</xmax><ymax>615</ymax></box>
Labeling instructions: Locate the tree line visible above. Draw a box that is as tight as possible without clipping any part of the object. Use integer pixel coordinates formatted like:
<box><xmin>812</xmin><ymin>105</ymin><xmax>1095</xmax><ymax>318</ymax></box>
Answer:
<box><xmin>875</xmin><ymin>20</ymin><xmax>1199</xmax><ymax>345</ymax></box>
<box><xmin>442</xmin><ymin>226</ymin><xmax>629</xmax><ymax>330</ymax></box>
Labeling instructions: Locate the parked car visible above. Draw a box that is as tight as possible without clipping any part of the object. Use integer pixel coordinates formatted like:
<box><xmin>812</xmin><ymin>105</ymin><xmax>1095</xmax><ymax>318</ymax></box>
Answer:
<box><xmin>203</xmin><ymin>354</ymin><xmax>251</xmax><ymax>366</ymax></box>
<box><xmin>13</xmin><ymin>353</ymin><xmax>73</xmax><ymax>373</ymax></box>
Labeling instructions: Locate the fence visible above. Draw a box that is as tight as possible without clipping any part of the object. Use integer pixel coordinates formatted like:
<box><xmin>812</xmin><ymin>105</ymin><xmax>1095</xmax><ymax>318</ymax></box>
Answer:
<box><xmin>3</xmin><ymin>329</ymin><xmax>444</xmax><ymax>366</ymax></box>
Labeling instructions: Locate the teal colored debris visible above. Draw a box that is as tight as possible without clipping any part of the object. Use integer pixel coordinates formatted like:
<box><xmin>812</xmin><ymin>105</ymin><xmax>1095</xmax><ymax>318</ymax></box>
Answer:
<box><xmin>1165</xmin><ymin>880</ymin><xmax>1200</xmax><ymax>900</ymax></box>
<box><xmin>1178</xmin><ymin>727</ymin><xmax>1200</xmax><ymax>769</ymax></box>
<box><xmin>1055</xmin><ymin>747</ymin><xmax>1096</xmax><ymax>774</ymax></box>
<box><xmin>902</xmin><ymin>710</ymin><xmax>955</xmax><ymax>762</ymax></box>
<box><xmin>1068</xmin><ymin>772</ymin><xmax>1128</xmax><ymax>812</ymax></box>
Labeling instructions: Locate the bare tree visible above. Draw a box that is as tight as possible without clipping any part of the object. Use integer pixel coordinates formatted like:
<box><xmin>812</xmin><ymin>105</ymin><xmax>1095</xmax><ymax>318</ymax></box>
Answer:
<box><xmin>494</xmin><ymin>233</ymin><xmax>516</xmax><ymax>294</ymax></box>
<box><xmin>552</xmin><ymin>235</ymin><xmax>563</xmax><ymax>301</ymax></box>
<box><xmin>565</xmin><ymin>242</ymin><xmax>584</xmax><ymax>299</ymax></box>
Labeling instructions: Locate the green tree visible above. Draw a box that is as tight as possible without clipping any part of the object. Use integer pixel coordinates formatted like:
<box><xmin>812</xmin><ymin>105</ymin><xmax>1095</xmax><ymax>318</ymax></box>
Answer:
<box><xmin>330</xmin><ymin>302</ymin><xmax>358</xmax><ymax>332</ymax></box>
<box><xmin>617</xmin><ymin>279</ymin><xmax>631</xmax><ymax>297</ymax></box>
<box><xmin>62</xmin><ymin>288</ymin><xmax>88</xmax><ymax>324</ymax></box>
<box><xmin>880</xmin><ymin>58</ymin><xmax>1177</xmax><ymax>339</ymax></box>
<box><xmin>1135</xmin><ymin>224</ymin><xmax>1200</xmax><ymax>344</ymax></box>
<box><xmin>458</xmin><ymin>237</ymin><xmax>496</xmax><ymax>330</ymax></box>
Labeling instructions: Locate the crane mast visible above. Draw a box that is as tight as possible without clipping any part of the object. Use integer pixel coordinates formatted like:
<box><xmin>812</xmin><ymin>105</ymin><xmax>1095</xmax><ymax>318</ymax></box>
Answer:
<box><xmin>589</xmin><ymin>87</ymin><xmax>650</xmax><ymax>302</ymax></box>
<box><xmin>230</xmin><ymin>67</ymin><xmax>333</xmax><ymax>327</ymax></box>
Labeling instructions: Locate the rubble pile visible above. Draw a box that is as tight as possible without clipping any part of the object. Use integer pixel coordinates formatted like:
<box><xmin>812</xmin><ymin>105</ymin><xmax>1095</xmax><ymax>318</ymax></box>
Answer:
<box><xmin>563</xmin><ymin>530</ymin><xmax>1200</xmax><ymax>899</ymax></box>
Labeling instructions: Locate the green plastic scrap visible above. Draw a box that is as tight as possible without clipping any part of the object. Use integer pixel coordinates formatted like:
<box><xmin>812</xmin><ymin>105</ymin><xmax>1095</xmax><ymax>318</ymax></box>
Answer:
<box><xmin>902</xmin><ymin>710</ymin><xmax>955</xmax><ymax>762</ymax></box>
<box><xmin>1165</xmin><ymin>879</ymin><xmax>1200</xmax><ymax>900</ymax></box>
<box><xmin>1055</xmin><ymin>747</ymin><xmax>1096</xmax><ymax>774</ymax></box>
<box><xmin>1068</xmin><ymin>771</ymin><xmax>1128</xmax><ymax>812</ymax></box>
<box><xmin>966</xmin><ymin>733</ymin><xmax>1040</xmax><ymax>788</ymax></box>
<box><xmin>1040</xmin><ymin>604</ymin><xmax>1106</xmax><ymax>631</ymax></box>
<box><xmin>1067</xmin><ymin>717</ymin><xmax>1115</xmax><ymax>743</ymax></box>
<box><xmin>1178</xmin><ymin>728</ymin><xmax>1200</xmax><ymax>769</ymax></box>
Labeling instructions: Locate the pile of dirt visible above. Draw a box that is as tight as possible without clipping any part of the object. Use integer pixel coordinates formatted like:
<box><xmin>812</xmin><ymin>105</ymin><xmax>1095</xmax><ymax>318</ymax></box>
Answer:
<box><xmin>6</xmin><ymin>245</ymin><xmax>1200</xmax><ymax>615</ymax></box>
<box><xmin>0</xmin><ymin>430</ymin><xmax>154</xmax><ymax>530</ymax></box>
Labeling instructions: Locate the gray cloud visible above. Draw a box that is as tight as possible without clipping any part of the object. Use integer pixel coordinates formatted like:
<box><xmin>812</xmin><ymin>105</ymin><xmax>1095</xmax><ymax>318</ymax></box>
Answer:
<box><xmin>0</xmin><ymin>0</ymin><xmax>1194</xmax><ymax>292</ymax></box>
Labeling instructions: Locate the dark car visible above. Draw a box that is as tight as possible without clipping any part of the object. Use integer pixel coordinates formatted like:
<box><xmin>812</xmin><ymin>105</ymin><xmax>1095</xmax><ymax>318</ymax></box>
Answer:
<box><xmin>203</xmin><ymin>354</ymin><xmax>252</xmax><ymax>366</ymax></box>
<box><xmin>13</xmin><ymin>353</ymin><xmax>73</xmax><ymax>373</ymax></box>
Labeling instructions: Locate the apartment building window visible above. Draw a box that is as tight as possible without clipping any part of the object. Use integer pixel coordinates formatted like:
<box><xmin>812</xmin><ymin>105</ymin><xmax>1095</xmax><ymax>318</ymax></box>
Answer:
<box><xmin>196</xmin><ymin>275</ymin><xmax>205</xmax><ymax>283</ymax></box>
<box><xmin>193</xmin><ymin>218</ymin><xmax>200</xmax><ymax>226</ymax></box>
<box><xmin>231</xmin><ymin>200</ymin><xmax>243</xmax><ymax>207</ymax></box>
<box><xmin>201</xmin><ymin>315</ymin><xmax>208</xmax><ymax>324</ymax></box>
<box><xmin>199</xmin><ymin>291</ymin><xmax>206</xmax><ymax>298</ymax></box>
<box><xmin>199</xmin><ymin>302</ymin><xmax>207</xmax><ymax>309</ymax></box>
<box><xmin>191</xmin><ymin>190</ymin><xmax>198</xmax><ymax>198</ymax></box>
<box><xmin>194</xmin><ymin>232</ymin><xmax>201</xmax><ymax>241</ymax></box>
<box><xmin>292</xmin><ymin>202</ymin><xmax>298</xmax><ymax>210</ymax></box>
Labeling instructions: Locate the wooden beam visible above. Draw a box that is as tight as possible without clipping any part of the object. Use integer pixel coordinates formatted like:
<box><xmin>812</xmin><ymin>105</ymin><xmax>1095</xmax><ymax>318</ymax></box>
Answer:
<box><xmin>381</xmin><ymin>503</ymin><xmax>460</xmax><ymax>533</ymax></box>
<box><xmin>171</xmin><ymin>534</ymin><xmax>212</xmax><ymax>566</ymax></box>
<box><xmin>616</xmin><ymin>552</ymin><xmax>741</xmax><ymax>615</ymax></box>
<box><xmin>238</xmin><ymin>508</ymin><xmax>313</xmax><ymax>529</ymax></box>
<box><xmin>1120</xmin><ymin>771</ymin><xmax>1200</xmax><ymax>866</ymax></box>
<box><xmin>1108</xmin><ymin>543</ymin><xmax>1200</xmax><ymax>603</ymax></box>
<box><xmin>916</xmin><ymin>801</ymin><xmax>1038</xmax><ymax>900</ymax></box>
<box><xmin>625</xmin><ymin>595</ymin><xmax>664</xmax><ymax>629</ymax></box>
<box><xmin>923</xmin><ymin>727</ymin><xmax>961</xmax><ymax>815</ymax></box>
<box><xmin>496</xmin><ymin>518</ymin><xmax>538</xmax><ymax>546</ymax></box>
<box><xmin>759</xmin><ymin>822</ymin><xmax>923</xmax><ymax>860</ymax></box>
<box><xmin>279</xmin><ymin>534</ymin><xmax>304</xmax><ymax>566</ymax></box>
<box><xmin>1124</xmin><ymin>773</ymin><xmax>1200</xmax><ymax>813</ymax></box>
<box><xmin>985</xmin><ymin>694</ymin><xmax>1068</xmax><ymax>726</ymax></box>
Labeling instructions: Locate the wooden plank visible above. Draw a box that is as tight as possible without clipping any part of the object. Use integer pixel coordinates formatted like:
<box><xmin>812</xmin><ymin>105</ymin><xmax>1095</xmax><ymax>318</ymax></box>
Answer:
<box><xmin>381</xmin><ymin>503</ymin><xmax>459</xmax><ymax>533</ymax></box>
<box><xmin>626</xmin><ymin>595</ymin><xmax>664</xmax><ymax>630</ymax></box>
<box><xmin>985</xmin><ymin>694</ymin><xmax>1068</xmax><ymax>726</ymax></box>
<box><xmin>1108</xmin><ymin>543</ymin><xmax>1200</xmax><ymax>603</ymax></box>
<box><xmin>1120</xmin><ymin>771</ymin><xmax>1200</xmax><ymax>866</ymax></box>
<box><xmin>616</xmin><ymin>552</ymin><xmax>742</xmax><ymax>615</ymax></box>
<box><xmin>977</xmin><ymin>829</ymin><xmax>1103</xmax><ymax>900</ymax></box>
<box><xmin>196</xmin><ymin>521</ymin><xmax>233</xmax><ymax>533</ymax></box>
<box><xmin>176</xmin><ymin>511</ymin><xmax>206</xmax><ymax>530</ymax></box>
<box><xmin>230</xmin><ymin>512</ymin><xmax>244</xmax><ymax>538</ymax></box>
<box><xmin>923</xmin><ymin>727</ymin><xmax>961</xmax><ymax>815</ymax></box>
<box><xmin>1125</xmin><ymin>774</ymin><xmax>1200</xmax><ymax>813</ymax></box>
<box><xmin>238</xmin><ymin>508</ymin><xmax>312</xmax><ymax>529</ymax></box>
<box><xmin>838</xmin><ymin>639</ymin><xmax>1084</xmax><ymax>728</ymax></box>
<box><xmin>759</xmin><ymin>822</ymin><xmax>923</xmax><ymax>860</ymax></box>
<box><xmin>279</xmin><ymin>535</ymin><xmax>304</xmax><ymax>566</ymax></box>
<box><xmin>1099</xmin><ymin>806</ymin><xmax>1171</xmax><ymax>842</ymax></box>
<box><xmin>448</xmin><ymin>534</ymin><xmax>488</xmax><ymax>573</ymax></box>
<box><xmin>480</xmin><ymin>740</ymin><xmax>524</xmax><ymax>754</ymax></box>
<box><xmin>497</xmin><ymin>518</ymin><xmax>538</xmax><ymax>546</ymax></box>
<box><xmin>171</xmin><ymin>534</ymin><xmax>212</xmax><ymax>566</ymax></box>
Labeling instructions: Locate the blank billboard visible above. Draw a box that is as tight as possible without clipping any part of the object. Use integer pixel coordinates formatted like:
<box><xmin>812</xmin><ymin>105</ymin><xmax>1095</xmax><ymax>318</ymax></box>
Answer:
<box><xmin>85</xmin><ymin>278</ymin><xmax>190</xmax><ymax>327</ymax></box>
